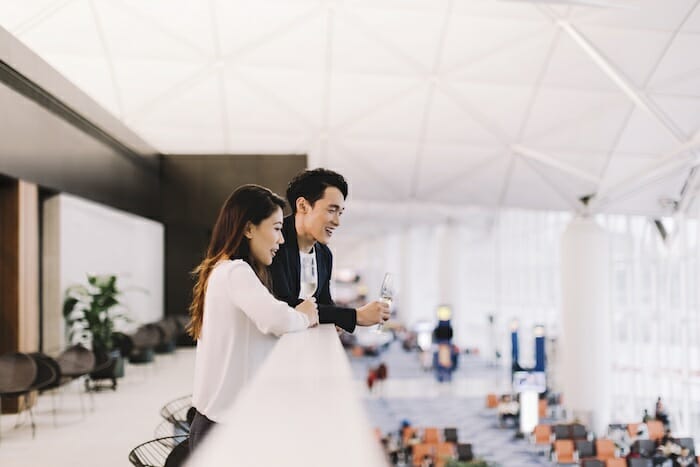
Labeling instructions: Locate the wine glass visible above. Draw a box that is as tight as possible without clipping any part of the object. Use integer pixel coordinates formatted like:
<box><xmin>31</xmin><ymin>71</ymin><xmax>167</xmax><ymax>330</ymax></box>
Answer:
<box><xmin>300</xmin><ymin>255</ymin><xmax>317</xmax><ymax>299</ymax></box>
<box><xmin>375</xmin><ymin>273</ymin><xmax>394</xmax><ymax>333</ymax></box>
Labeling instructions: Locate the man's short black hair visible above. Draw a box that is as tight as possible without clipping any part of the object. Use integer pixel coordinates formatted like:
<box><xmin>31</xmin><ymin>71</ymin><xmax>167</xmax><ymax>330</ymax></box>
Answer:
<box><xmin>286</xmin><ymin>168</ymin><xmax>348</xmax><ymax>214</ymax></box>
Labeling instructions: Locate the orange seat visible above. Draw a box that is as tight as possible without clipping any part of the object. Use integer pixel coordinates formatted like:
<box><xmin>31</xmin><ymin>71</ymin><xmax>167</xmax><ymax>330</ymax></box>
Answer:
<box><xmin>605</xmin><ymin>458</ymin><xmax>626</xmax><ymax>467</ymax></box>
<box><xmin>351</xmin><ymin>346</ymin><xmax>364</xmax><ymax>357</ymax></box>
<box><xmin>533</xmin><ymin>424</ymin><xmax>552</xmax><ymax>445</ymax></box>
<box><xmin>374</xmin><ymin>427</ymin><xmax>382</xmax><ymax>442</ymax></box>
<box><xmin>554</xmin><ymin>440</ymin><xmax>576</xmax><ymax>464</ymax></box>
<box><xmin>595</xmin><ymin>439</ymin><xmax>616</xmax><ymax>460</ymax></box>
<box><xmin>486</xmin><ymin>393</ymin><xmax>498</xmax><ymax>408</ymax></box>
<box><xmin>434</xmin><ymin>443</ymin><xmax>455</xmax><ymax>467</ymax></box>
<box><xmin>412</xmin><ymin>443</ymin><xmax>434</xmax><ymax>467</ymax></box>
<box><xmin>627</xmin><ymin>423</ymin><xmax>639</xmax><ymax>438</ymax></box>
<box><xmin>424</xmin><ymin>427</ymin><xmax>440</xmax><ymax>444</ymax></box>
<box><xmin>538</xmin><ymin>399</ymin><xmax>548</xmax><ymax>418</ymax></box>
<box><xmin>646</xmin><ymin>420</ymin><xmax>664</xmax><ymax>441</ymax></box>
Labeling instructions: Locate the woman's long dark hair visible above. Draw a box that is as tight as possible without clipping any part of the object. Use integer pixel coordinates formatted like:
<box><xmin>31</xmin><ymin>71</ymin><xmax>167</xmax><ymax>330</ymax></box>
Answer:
<box><xmin>187</xmin><ymin>184</ymin><xmax>285</xmax><ymax>339</ymax></box>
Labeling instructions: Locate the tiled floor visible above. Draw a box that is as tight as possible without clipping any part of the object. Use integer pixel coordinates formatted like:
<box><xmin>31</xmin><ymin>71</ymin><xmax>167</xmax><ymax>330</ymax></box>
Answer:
<box><xmin>350</xmin><ymin>344</ymin><xmax>550</xmax><ymax>467</ymax></box>
<box><xmin>0</xmin><ymin>341</ymin><xmax>548</xmax><ymax>466</ymax></box>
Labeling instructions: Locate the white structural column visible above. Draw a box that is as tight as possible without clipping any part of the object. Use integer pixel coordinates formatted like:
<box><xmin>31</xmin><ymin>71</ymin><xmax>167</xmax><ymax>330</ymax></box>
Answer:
<box><xmin>560</xmin><ymin>216</ymin><xmax>612</xmax><ymax>435</ymax></box>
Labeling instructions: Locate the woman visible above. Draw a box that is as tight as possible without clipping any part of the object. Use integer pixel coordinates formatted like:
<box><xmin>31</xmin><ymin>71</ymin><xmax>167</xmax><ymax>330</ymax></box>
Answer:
<box><xmin>187</xmin><ymin>184</ymin><xmax>319</xmax><ymax>451</ymax></box>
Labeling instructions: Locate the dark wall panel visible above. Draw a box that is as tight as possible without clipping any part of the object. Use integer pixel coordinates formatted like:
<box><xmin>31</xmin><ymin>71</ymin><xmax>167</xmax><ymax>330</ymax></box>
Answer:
<box><xmin>161</xmin><ymin>155</ymin><xmax>306</xmax><ymax>315</ymax></box>
<box><xmin>0</xmin><ymin>81</ymin><xmax>160</xmax><ymax>219</ymax></box>
<box><xmin>0</xmin><ymin>176</ymin><xmax>19</xmax><ymax>354</ymax></box>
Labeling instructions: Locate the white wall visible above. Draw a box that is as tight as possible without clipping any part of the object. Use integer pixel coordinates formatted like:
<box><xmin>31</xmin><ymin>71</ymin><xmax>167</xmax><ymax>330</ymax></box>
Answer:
<box><xmin>43</xmin><ymin>193</ymin><xmax>164</xmax><ymax>353</ymax></box>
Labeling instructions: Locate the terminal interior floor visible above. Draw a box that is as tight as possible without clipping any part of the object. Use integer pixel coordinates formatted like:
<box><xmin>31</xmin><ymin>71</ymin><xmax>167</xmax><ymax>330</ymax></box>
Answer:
<box><xmin>1</xmin><ymin>343</ymin><xmax>546</xmax><ymax>466</ymax></box>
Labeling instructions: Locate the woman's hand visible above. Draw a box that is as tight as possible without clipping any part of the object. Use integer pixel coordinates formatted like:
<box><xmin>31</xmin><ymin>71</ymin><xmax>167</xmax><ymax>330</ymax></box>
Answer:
<box><xmin>296</xmin><ymin>297</ymin><xmax>319</xmax><ymax>327</ymax></box>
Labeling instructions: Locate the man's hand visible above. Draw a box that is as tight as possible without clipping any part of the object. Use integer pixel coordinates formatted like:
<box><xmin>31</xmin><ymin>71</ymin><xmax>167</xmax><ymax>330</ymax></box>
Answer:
<box><xmin>356</xmin><ymin>301</ymin><xmax>390</xmax><ymax>326</ymax></box>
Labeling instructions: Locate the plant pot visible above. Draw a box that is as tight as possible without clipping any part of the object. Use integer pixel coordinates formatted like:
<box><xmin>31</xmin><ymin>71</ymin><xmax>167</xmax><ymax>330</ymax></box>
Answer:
<box><xmin>89</xmin><ymin>349</ymin><xmax>124</xmax><ymax>390</ymax></box>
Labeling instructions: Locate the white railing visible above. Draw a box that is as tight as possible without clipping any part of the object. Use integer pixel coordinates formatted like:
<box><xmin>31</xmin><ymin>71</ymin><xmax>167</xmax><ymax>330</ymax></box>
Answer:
<box><xmin>188</xmin><ymin>324</ymin><xmax>388</xmax><ymax>466</ymax></box>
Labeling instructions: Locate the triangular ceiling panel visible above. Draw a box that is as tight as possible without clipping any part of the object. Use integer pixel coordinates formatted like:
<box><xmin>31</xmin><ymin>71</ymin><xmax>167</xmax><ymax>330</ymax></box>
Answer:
<box><xmin>615</xmin><ymin>107</ymin><xmax>682</xmax><ymax>155</ymax></box>
<box><xmin>425</xmin><ymin>87</ymin><xmax>505</xmax><ymax>145</ymax></box>
<box><xmin>0</xmin><ymin>0</ymin><xmax>59</xmax><ymax>32</ymax></box>
<box><xmin>214</xmin><ymin>1</ymin><xmax>322</xmax><ymax>58</ymax></box>
<box><xmin>130</xmin><ymin>73</ymin><xmax>223</xmax><ymax>130</ymax></box>
<box><xmin>330</xmin><ymin>73</ymin><xmax>423</xmax><ymax>129</ymax></box>
<box><xmin>226</xmin><ymin>131</ymin><xmax>309</xmax><ymax>155</ymax></box>
<box><xmin>234</xmin><ymin>9</ymin><xmax>326</xmax><ymax>71</ymax></box>
<box><xmin>523</xmin><ymin>156</ymin><xmax>599</xmax><ymax>205</ymax></box>
<box><xmin>598</xmin><ymin>152</ymin><xmax>669</xmax><ymax>194</ymax></box>
<box><xmin>96</xmin><ymin>1</ymin><xmax>203</xmax><ymax>60</ymax></box>
<box><xmin>414</xmin><ymin>145</ymin><xmax>503</xmax><ymax>197</ymax></box>
<box><xmin>425</xmin><ymin>155</ymin><xmax>511</xmax><ymax>207</ymax></box>
<box><xmin>575</xmin><ymin>24</ymin><xmax>674</xmax><ymax>89</ymax></box>
<box><xmin>601</xmin><ymin>166</ymin><xmax>689</xmax><ymax>216</ymax></box>
<box><xmin>231</xmin><ymin>66</ymin><xmax>325</xmax><ymax>129</ymax></box>
<box><xmin>440</xmin><ymin>14</ymin><xmax>548</xmax><ymax>74</ymax></box>
<box><xmin>224</xmin><ymin>68</ymin><xmax>314</xmax><ymax>133</ymax></box>
<box><xmin>650</xmin><ymin>94</ymin><xmax>700</xmax><ymax>139</ymax></box>
<box><xmin>16</xmin><ymin>0</ymin><xmax>102</xmax><ymax>56</ymax></box>
<box><xmin>113</xmin><ymin>59</ymin><xmax>207</xmax><ymax>116</ymax></box>
<box><xmin>443</xmin><ymin>81</ymin><xmax>534</xmax><ymax>140</ymax></box>
<box><xmin>504</xmin><ymin>157</ymin><xmax>573</xmax><ymax>210</ymax></box>
<box><xmin>450</xmin><ymin>28</ymin><xmax>557</xmax><ymax>86</ymax></box>
<box><xmin>684</xmin><ymin>4</ymin><xmax>700</xmax><ymax>33</ymax></box>
<box><xmin>568</xmin><ymin>0</ymin><xmax>697</xmax><ymax>31</ymax></box>
<box><xmin>136</xmin><ymin>125</ymin><xmax>224</xmax><ymax>154</ymax></box>
<box><xmin>324</xmin><ymin>141</ymin><xmax>408</xmax><ymax>202</ymax></box>
<box><xmin>542</xmin><ymin>28</ymin><xmax>620</xmax><ymax>92</ymax></box>
<box><xmin>522</xmin><ymin>88</ymin><xmax>629</xmax><ymax>147</ymax></box>
<box><xmin>648</xmin><ymin>33</ymin><xmax>700</xmax><ymax>96</ymax></box>
<box><xmin>452</xmin><ymin>0</ymin><xmax>544</xmax><ymax>21</ymax></box>
<box><xmin>347</xmin><ymin>5</ymin><xmax>446</xmax><ymax>72</ymax></box>
<box><xmin>334</xmin><ymin>137</ymin><xmax>417</xmax><ymax>188</ymax></box>
<box><xmin>333</xmin><ymin>10</ymin><xmax>427</xmax><ymax>75</ymax></box>
<box><xmin>342</xmin><ymin>84</ymin><xmax>429</xmax><ymax>140</ymax></box>
<box><xmin>118</xmin><ymin>0</ymin><xmax>215</xmax><ymax>53</ymax></box>
<box><xmin>523</xmin><ymin>96</ymin><xmax>631</xmax><ymax>152</ymax></box>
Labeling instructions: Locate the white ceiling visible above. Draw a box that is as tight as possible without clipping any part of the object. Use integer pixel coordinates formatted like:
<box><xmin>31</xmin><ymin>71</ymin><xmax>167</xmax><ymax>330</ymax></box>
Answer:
<box><xmin>2</xmin><ymin>0</ymin><xmax>700</xmax><ymax>217</ymax></box>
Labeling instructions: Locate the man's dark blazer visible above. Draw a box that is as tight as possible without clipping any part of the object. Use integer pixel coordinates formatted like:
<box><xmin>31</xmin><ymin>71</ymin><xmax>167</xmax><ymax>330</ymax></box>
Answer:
<box><xmin>270</xmin><ymin>215</ymin><xmax>357</xmax><ymax>332</ymax></box>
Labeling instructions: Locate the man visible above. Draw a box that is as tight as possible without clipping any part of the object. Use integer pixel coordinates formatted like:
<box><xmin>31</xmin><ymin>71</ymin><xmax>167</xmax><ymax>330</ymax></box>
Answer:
<box><xmin>270</xmin><ymin>168</ymin><xmax>389</xmax><ymax>332</ymax></box>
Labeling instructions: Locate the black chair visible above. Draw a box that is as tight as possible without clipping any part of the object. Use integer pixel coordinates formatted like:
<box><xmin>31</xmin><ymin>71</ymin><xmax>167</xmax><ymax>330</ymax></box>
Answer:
<box><xmin>160</xmin><ymin>395</ymin><xmax>192</xmax><ymax>435</ymax></box>
<box><xmin>154</xmin><ymin>320</ymin><xmax>178</xmax><ymax>354</ymax></box>
<box><xmin>0</xmin><ymin>352</ymin><xmax>38</xmax><ymax>442</ymax></box>
<box><xmin>456</xmin><ymin>443</ymin><xmax>473</xmax><ymax>461</ymax></box>
<box><xmin>571</xmin><ymin>423</ymin><xmax>587</xmax><ymax>440</ymax></box>
<box><xmin>173</xmin><ymin>315</ymin><xmax>194</xmax><ymax>347</ymax></box>
<box><xmin>128</xmin><ymin>435</ymin><xmax>188</xmax><ymax>467</ymax></box>
<box><xmin>632</xmin><ymin>439</ymin><xmax>657</xmax><ymax>457</ymax></box>
<box><xmin>28</xmin><ymin>353</ymin><xmax>61</xmax><ymax>425</ymax></box>
<box><xmin>581</xmin><ymin>460</ymin><xmax>604</xmax><ymax>467</ymax></box>
<box><xmin>55</xmin><ymin>344</ymin><xmax>96</xmax><ymax>414</ymax></box>
<box><xmin>130</xmin><ymin>324</ymin><xmax>161</xmax><ymax>363</ymax></box>
<box><xmin>554</xmin><ymin>424</ymin><xmax>572</xmax><ymax>440</ymax></box>
<box><xmin>676</xmin><ymin>437</ymin><xmax>695</xmax><ymax>455</ymax></box>
<box><xmin>444</xmin><ymin>427</ymin><xmax>458</xmax><ymax>443</ymax></box>
<box><xmin>575</xmin><ymin>440</ymin><xmax>596</xmax><ymax>459</ymax></box>
<box><xmin>629</xmin><ymin>458</ymin><xmax>653</xmax><ymax>467</ymax></box>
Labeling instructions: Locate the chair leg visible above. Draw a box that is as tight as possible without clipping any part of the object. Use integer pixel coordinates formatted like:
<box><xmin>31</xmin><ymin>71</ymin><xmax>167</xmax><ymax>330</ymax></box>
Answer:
<box><xmin>51</xmin><ymin>390</ymin><xmax>57</xmax><ymax>427</ymax></box>
<box><xmin>28</xmin><ymin>406</ymin><xmax>36</xmax><ymax>439</ymax></box>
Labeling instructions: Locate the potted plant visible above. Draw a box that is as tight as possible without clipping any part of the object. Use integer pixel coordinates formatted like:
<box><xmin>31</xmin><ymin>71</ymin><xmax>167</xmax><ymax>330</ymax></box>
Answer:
<box><xmin>63</xmin><ymin>274</ymin><xmax>129</xmax><ymax>389</ymax></box>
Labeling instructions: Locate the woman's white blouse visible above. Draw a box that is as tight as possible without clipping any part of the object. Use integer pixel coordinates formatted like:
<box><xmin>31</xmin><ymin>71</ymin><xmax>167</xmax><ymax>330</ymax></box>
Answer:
<box><xmin>192</xmin><ymin>259</ymin><xmax>309</xmax><ymax>421</ymax></box>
